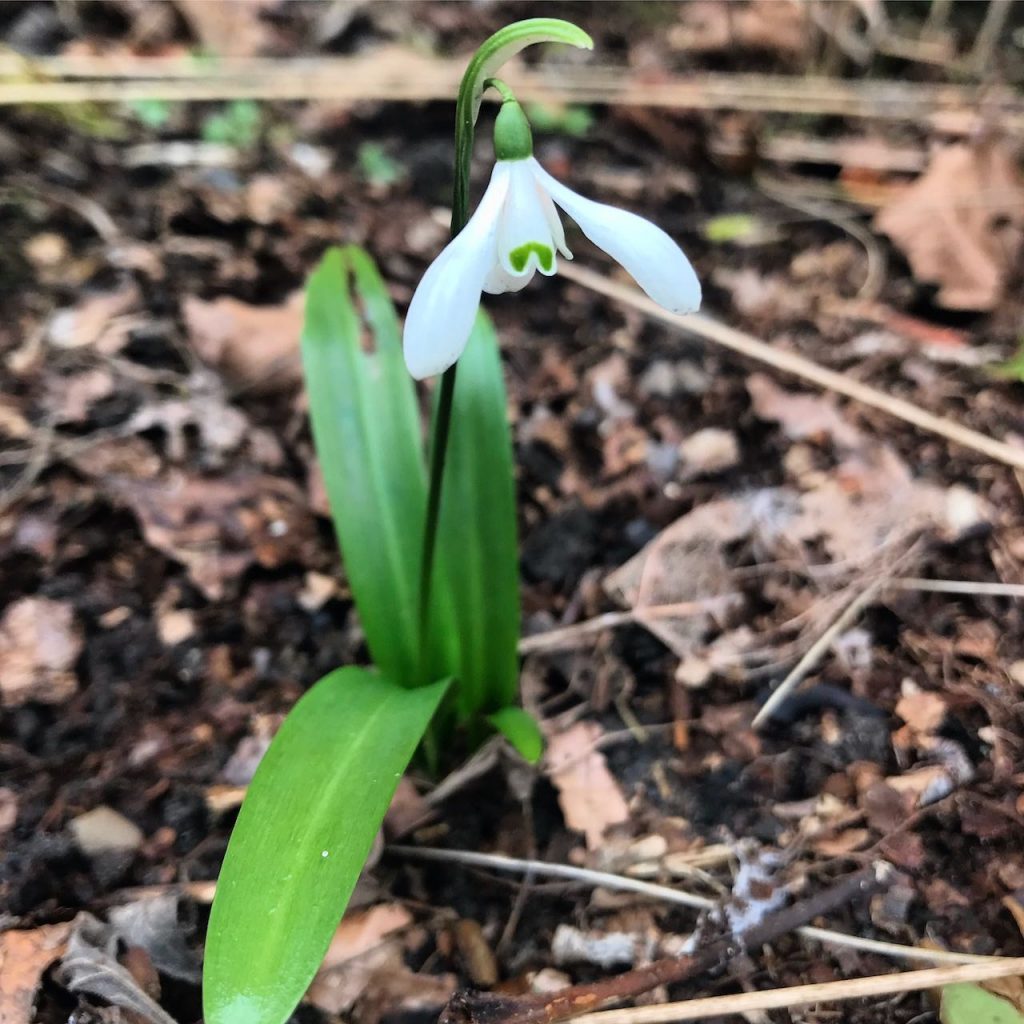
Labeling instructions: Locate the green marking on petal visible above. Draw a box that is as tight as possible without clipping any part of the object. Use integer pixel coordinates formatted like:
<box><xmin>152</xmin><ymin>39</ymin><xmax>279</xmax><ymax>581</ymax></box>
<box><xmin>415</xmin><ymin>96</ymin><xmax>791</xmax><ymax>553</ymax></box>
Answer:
<box><xmin>509</xmin><ymin>242</ymin><xmax>553</xmax><ymax>273</ymax></box>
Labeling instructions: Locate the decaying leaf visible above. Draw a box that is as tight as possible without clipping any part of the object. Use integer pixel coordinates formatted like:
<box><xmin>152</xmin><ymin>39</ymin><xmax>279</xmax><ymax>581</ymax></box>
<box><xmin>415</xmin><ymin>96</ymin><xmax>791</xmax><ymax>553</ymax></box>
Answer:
<box><xmin>747</xmin><ymin>373</ymin><xmax>862</xmax><ymax>450</ymax></box>
<box><xmin>875</xmin><ymin>140</ymin><xmax>1024</xmax><ymax>311</ymax></box>
<box><xmin>101</xmin><ymin>470</ymin><xmax>317</xmax><ymax>600</ymax></box>
<box><xmin>108</xmin><ymin>894</ymin><xmax>202</xmax><ymax>983</ymax></box>
<box><xmin>307</xmin><ymin>905</ymin><xmax>449</xmax><ymax>1019</ymax></box>
<box><xmin>55</xmin><ymin>913</ymin><xmax>178</xmax><ymax>1024</ymax></box>
<box><xmin>0</xmin><ymin>923</ymin><xmax>72</xmax><ymax>1024</ymax></box>
<box><xmin>47</xmin><ymin>284</ymin><xmax>140</xmax><ymax>352</ymax></box>
<box><xmin>184</xmin><ymin>292</ymin><xmax>304</xmax><ymax>392</ymax></box>
<box><xmin>0</xmin><ymin>597</ymin><xmax>82</xmax><ymax>707</ymax></box>
<box><xmin>544</xmin><ymin>720</ymin><xmax>630</xmax><ymax>849</ymax></box>
<box><xmin>174</xmin><ymin>0</ymin><xmax>274</xmax><ymax>56</ymax></box>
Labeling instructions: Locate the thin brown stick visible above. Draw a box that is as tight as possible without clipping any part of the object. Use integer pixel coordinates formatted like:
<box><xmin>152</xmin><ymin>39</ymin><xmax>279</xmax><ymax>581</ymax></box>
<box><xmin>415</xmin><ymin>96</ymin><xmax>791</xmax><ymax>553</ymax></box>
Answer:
<box><xmin>752</xmin><ymin>576</ymin><xmax>888</xmax><ymax>729</ymax></box>
<box><xmin>893</xmin><ymin>577</ymin><xmax>1024</xmax><ymax>598</ymax></box>
<box><xmin>518</xmin><ymin>595</ymin><xmax>740</xmax><ymax>654</ymax></box>
<box><xmin>388</xmin><ymin>846</ymin><xmax>995</xmax><ymax>966</ymax></box>
<box><xmin>559</xmin><ymin>264</ymin><xmax>1024</xmax><ymax>471</ymax></box>
<box><xmin>2</xmin><ymin>57</ymin><xmax>1022</xmax><ymax>134</ymax></box>
<box><xmin>571</xmin><ymin>958</ymin><xmax>1024</xmax><ymax>1024</ymax></box>
<box><xmin>439</xmin><ymin>865</ymin><xmax>888</xmax><ymax>1024</ymax></box>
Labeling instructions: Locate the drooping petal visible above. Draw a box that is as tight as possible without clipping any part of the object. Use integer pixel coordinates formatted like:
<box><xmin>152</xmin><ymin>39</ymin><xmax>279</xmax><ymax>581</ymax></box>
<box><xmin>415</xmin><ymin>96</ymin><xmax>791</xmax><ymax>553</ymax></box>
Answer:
<box><xmin>529</xmin><ymin>157</ymin><xmax>701</xmax><ymax>314</ymax></box>
<box><xmin>537</xmin><ymin>186</ymin><xmax>571</xmax><ymax>260</ymax></box>
<box><xmin>482</xmin><ymin>261</ymin><xmax>533</xmax><ymax>295</ymax></box>
<box><xmin>497</xmin><ymin>161</ymin><xmax>560</xmax><ymax>281</ymax></box>
<box><xmin>403</xmin><ymin>164</ymin><xmax>510</xmax><ymax>379</ymax></box>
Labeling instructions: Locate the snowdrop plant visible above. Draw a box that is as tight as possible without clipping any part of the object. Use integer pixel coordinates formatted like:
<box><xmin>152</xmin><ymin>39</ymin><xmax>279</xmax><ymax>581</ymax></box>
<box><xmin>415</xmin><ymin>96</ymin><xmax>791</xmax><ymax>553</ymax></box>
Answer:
<box><xmin>203</xmin><ymin>20</ymin><xmax>700</xmax><ymax>1024</ymax></box>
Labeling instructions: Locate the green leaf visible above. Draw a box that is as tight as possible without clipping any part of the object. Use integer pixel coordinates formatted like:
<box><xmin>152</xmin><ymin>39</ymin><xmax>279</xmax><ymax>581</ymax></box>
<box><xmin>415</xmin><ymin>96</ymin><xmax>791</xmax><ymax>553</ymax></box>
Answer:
<box><xmin>941</xmin><ymin>984</ymin><xmax>1024</xmax><ymax>1024</ymax></box>
<box><xmin>302</xmin><ymin>247</ymin><xmax>428</xmax><ymax>685</ymax></box>
<box><xmin>435</xmin><ymin>312</ymin><xmax>520</xmax><ymax>716</ymax></box>
<box><xmin>488</xmin><ymin>706</ymin><xmax>544</xmax><ymax>763</ymax></box>
<box><xmin>203</xmin><ymin>668</ymin><xmax>449</xmax><ymax>1024</ymax></box>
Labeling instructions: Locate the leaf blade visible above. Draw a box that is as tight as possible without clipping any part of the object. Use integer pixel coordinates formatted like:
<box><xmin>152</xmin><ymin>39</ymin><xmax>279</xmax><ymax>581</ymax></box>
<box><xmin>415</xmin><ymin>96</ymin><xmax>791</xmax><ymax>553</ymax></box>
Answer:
<box><xmin>488</xmin><ymin>706</ymin><xmax>544</xmax><ymax>763</ymax></box>
<box><xmin>435</xmin><ymin>311</ymin><xmax>520</xmax><ymax>714</ymax></box>
<box><xmin>301</xmin><ymin>247</ymin><xmax>427</xmax><ymax>684</ymax></box>
<box><xmin>203</xmin><ymin>668</ymin><xmax>449</xmax><ymax>1024</ymax></box>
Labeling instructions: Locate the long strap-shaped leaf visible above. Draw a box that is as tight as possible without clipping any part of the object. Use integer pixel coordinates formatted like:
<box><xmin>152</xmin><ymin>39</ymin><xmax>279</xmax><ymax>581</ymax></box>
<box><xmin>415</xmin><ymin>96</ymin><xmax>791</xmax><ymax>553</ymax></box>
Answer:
<box><xmin>302</xmin><ymin>247</ymin><xmax>429</xmax><ymax>684</ymax></box>
<box><xmin>435</xmin><ymin>312</ymin><xmax>520</xmax><ymax>715</ymax></box>
<box><xmin>204</xmin><ymin>668</ymin><xmax>449</xmax><ymax>1024</ymax></box>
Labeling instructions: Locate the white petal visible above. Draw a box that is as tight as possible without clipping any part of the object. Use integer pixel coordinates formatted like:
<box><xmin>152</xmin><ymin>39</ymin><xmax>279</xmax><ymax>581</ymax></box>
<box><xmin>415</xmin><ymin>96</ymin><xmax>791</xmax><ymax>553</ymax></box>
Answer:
<box><xmin>497</xmin><ymin>160</ymin><xmax>560</xmax><ymax>280</ymax></box>
<box><xmin>538</xmin><ymin>186</ymin><xmax>571</xmax><ymax>259</ymax></box>
<box><xmin>529</xmin><ymin>157</ymin><xmax>701</xmax><ymax>314</ymax></box>
<box><xmin>403</xmin><ymin>164</ymin><xmax>509</xmax><ymax>379</ymax></box>
<box><xmin>483</xmin><ymin>261</ymin><xmax>532</xmax><ymax>295</ymax></box>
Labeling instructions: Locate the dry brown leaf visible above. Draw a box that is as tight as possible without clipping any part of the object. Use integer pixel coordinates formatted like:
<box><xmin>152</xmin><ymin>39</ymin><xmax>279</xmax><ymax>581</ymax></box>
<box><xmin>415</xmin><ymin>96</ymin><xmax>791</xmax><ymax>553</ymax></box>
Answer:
<box><xmin>45</xmin><ymin>368</ymin><xmax>115</xmax><ymax>424</ymax></box>
<box><xmin>320</xmin><ymin>905</ymin><xmax>413</xmax><ymax>970</ymax></box>
<box><xmin>747</xmin><ymin>373</ymin><xmax>863</xmax><ymax>450</ymax></box>
<box><xmin>0</xmin><ymin>597</ymin><xmax>82</xmax><ymax>707</ymax></box>
<box><xmin>544</xmin><ymin>721</ymin><xmax>630</xmax><ymax>849</ymax></box>
<box><xmin>174</xmin><ymin>0</ymin><xmax>275</xmax><ymax>56</ymax></box>
<box><xmin>670</xmin><ymin>0</ymin><xmax>810</xmax><ymax>58</ymax></box>
<box><xmin>184</xmin><ymin>292</ymin><xmax>304</xmax><ymax>392</ymax></box>
<box><xmin>895</xmin><ymin>688</ymin><xmax>948</xmax><ymax>737</ymax></box>
<box><xmin>0</xmin><ymin>923</ymin><xmax>72</xmax><ymax>1024</ymax></box>
<box><xmin>0</xmin><ymin>787</ymin><xmax>17</xmax><ymax>837</ymax></box>
<box><xmin>308</xmin><ymin>905</ymin><xmax>453</xmax><ymax>1020</ymax></box>
<box><xmin>102</xmin><ymin>470</ymin><xmax>317</xmax><ymax>600</ymax></box>
<box><xmin>47</xmin><ymin>284</ymin><xmax>139</xmax><ymax>352</ymax></box>
<box><xmin>874</xmin><ymin>140</ymin><xmax>1024</xmax><ymax>310</ymax></box>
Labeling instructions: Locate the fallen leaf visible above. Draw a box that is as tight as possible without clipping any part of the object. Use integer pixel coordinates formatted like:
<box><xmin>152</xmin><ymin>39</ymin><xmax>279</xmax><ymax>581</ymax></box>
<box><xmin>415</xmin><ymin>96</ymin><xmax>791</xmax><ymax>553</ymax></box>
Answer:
<box><xmin>55</xmin><ymin>913</ymin><xmax>178</xmax><ymax>1024</ymax></box>
<box><xmin>678</xmin><ymin>427</ymin><xmax>740</xmax><ymax>479</ymax></box>
<box><xmin>875</xmin><ymin>140</ymin><xmax>1024</xmax><ymax>311</ymax></box>
<box><xmin>44</xmin><ymin>368</ymin><xmax>115</xmax><ymax>424</ymax></box>
<box><xmin>174</xmin><ymin>0</ymin><xmax>274</xmax><ymax>56</ymax></box>
<box><xmin>184</xmin><ymin>292</ymin><xmax>304</xmax><ymax>392</ymax></box>
<box><xmin>544</xmin><ymin>720</ymin><xmax>630</xmax><ymax>848</ymax></box>
<box><xmin>108</xmin><ymin>894</ymin><xmax>201</xmax><ymax>983</ymax></box>
<box><xmin>321</xmin><ymin>905</ymin><xmax>414</xmax><ymax>969</ymax></box>
<box><xmin>47</xmin><ymin>284</ymin><xmax>139</xmax><ymax>351</ymax></box>
<box><xmin>747</xmin><ymin>373</ymin><xmax>863</xmax><ymax>449</ymax></box>
<box><xmin>0</xmin><ymin>923</ymin><xmax>72</xmax><ymax>1024</ymax></box>
<box><xmin>895</xmin><ymin>687</ymin><xmax>949</xmax><ymax>737</ymax></box>
<box><xmin>0</xmin><ymin>597</ymin><xmax>82</xmax><ymax>707</ymax></box>
<box><xmin>126</xmin><ymin>373</ymin><xmax>251</xmax><ymax>464</ymax></box>
<box><xmin>101</xmin><ymin>469</ymin><xmax>317</xmax><ymax>600</ymax></box>
<box><xmin>0</xmin><ymin>787</ymin><xmax>17</xmax><ymax>836</ymax></box>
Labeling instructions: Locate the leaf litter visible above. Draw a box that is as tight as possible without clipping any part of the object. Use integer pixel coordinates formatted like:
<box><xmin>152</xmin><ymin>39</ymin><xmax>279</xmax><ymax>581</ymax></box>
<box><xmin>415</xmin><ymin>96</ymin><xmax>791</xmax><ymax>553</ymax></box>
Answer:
<box><xmin>3</xmin><ymin>5</ymin><xmax>1024</xmax><ymax>1024</ymax></box>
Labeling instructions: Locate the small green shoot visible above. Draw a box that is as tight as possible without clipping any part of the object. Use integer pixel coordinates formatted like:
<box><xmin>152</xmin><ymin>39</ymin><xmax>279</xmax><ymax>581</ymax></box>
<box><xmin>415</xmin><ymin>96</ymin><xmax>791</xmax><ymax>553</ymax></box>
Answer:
<box><xmin>201</xmin><ymin>100</ymin><xmax>263</xmax><ymax>149</ymax></box>
<box><xmin>525</xmin><ymin>100</ymin><xmax>593</xmax><ymax>137</ymax></box>
<box><xmin>357</xmin><ymin>142</ymin><xmax>407</xmax><ymax>186</ymax></box>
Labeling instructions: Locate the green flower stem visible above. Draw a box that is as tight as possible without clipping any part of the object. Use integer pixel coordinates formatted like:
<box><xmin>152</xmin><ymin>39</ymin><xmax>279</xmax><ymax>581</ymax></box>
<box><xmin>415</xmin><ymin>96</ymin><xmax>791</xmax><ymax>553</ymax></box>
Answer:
<box><xmin>417</xmin><ymin>19</ymin><xmax>593</xmax><ymax>673</ymax></box>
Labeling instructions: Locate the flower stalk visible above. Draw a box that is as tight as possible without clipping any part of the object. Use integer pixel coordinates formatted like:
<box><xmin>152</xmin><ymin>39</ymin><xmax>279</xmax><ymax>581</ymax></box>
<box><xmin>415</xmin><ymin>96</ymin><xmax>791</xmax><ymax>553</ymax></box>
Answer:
<box><xmin>416</xmin><ymin>20</ymin><xmax>594</xmax><ymax>668</ymax></box>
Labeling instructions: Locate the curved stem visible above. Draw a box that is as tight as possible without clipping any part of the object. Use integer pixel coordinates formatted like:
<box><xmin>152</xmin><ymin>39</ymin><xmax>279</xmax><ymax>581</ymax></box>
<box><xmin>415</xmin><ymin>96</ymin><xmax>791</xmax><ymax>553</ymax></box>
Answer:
<box><xmin>417</xmin><ymin>19</ymin><xmax>593</xmax><ymax>675</ymax></box>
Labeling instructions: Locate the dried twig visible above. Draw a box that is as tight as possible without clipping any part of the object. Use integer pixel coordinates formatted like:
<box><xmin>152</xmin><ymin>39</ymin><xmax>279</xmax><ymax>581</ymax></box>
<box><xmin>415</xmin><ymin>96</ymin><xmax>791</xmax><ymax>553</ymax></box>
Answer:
<box><xmin>438</xmin><ymin>865</ymin><xmax>889</xmax><ymax>1024</ymax></box>
<box><xmin>518</xmin><ymin>595</ymin><xmax>740</xmax><ymax>654</ymax></box>
<box><xmin>571</xmin><ymin>958</ymin><xmax>1024</xmax><ymax>1024</ymax></box>
<box><xmin>558</xmin><ymin>264</ymin><xmax>1024</xmax><ymax>472</ymax></box>
<box><xmin>893</xmin><ymin>577</ymin><xmax>1024</xmax><ymax>599</ymax></box>
<box><xmin>388</xmin><ymin>846</ymin><xmax>997</xmax><ymax>966</ymax></box>
<box><xmin>2</xmin><ymin>56</ymin><xmax>1022</xmax><ymax>135</ymax></box>
<box><xmin>751</xmin><ymin>575</ymin><xmax>888</xmax><ymax>729</ymax></box>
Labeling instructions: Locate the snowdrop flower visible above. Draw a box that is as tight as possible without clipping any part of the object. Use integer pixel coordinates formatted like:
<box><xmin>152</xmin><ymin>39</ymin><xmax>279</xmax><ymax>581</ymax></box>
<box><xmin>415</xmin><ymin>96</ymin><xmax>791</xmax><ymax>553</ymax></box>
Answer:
<box><xmin>404</xmin><ymin>99</ymin><xmax>701</xmax><ymax>379</ymax></box>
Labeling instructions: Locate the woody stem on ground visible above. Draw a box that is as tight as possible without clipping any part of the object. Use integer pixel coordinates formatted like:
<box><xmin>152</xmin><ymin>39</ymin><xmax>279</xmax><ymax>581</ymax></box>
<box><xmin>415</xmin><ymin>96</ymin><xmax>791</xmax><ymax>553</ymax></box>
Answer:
<box><xmin>439</xmin><ymin>864</ymin><xmax>891</xmax><ymax>1024</ymax></box>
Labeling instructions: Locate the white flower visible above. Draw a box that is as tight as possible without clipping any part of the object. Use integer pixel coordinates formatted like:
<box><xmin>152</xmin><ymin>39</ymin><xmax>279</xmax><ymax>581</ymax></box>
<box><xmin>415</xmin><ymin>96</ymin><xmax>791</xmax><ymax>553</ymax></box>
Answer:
<box><xmin>403</xmin><ymin>156</ymin><xmax>702</xmax><ymax>379</ymax></box>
